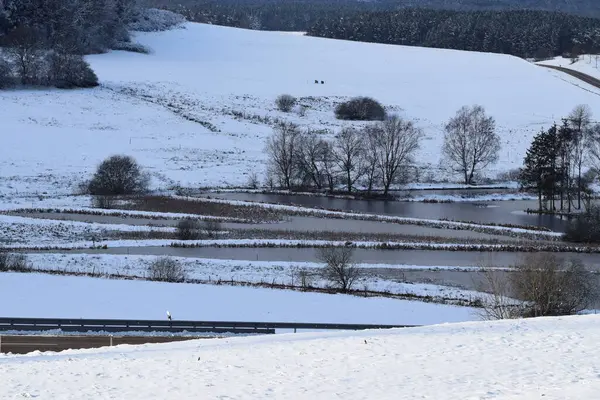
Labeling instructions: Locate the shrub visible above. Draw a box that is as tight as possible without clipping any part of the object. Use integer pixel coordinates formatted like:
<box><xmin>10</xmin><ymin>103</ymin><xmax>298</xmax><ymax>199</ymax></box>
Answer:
<box><xmin>88</xmin><ymin>155</ymin><xmax>149</xmax><ymax>195</ymax></box>
<box><xmin>316</xmin><ymin>246</ymin><xmax>362</xmax><ymax>292</ymax></box>
<box><xmin>478</xmin><ymin>253</ymin><xmax>598</xmax><ymax>319</ymax></box>
<box><xmin>276</xmin><ymin>94</ymin><xmax>297</xmax><ymax>112</ymax></box>
<box><xmin>203</xmin><ymin>220</ymin><xmax>222</xmax><ymax>238</ymax></box>
<box><xmin>147</xmin><ymin>257</ymin><xmax>187</xmax><ymax>282</ymax></box>
<box><xmin>48</xmin><ymin>52</ymin><xmax>99</xmax><ymax>89</ymax></box>
<box><xmin>176</xmin><ymin>218</ymin><xmax>202</xmax><ymax>240</ymax></box>
<box><xmin>564</xmin><ymin>206</ymin><xmax>600</xmax><ymax>243</ymax></box>
<box><xmin>0</xmin><ymin>252</ymin><xmax>31</xmax><ymax>272</ymax></box>
<box><xmin>334</xmin><ymin>97</ymin><xmax>386</xmax><ymax>121</ymax></box>
<box><xmin>111</xmin><ymin>41</ymin><xmax>152</xmax><ymax>54</ymax></box>
<box><xmin>512</xmin><ymin>254</ymin><xmax>597</xmax><ymax>317</ymax></box>
<box><xmin>91</xmin><ymin>195</ymin><xmax>117</xmax><ymax>209</ymax></box>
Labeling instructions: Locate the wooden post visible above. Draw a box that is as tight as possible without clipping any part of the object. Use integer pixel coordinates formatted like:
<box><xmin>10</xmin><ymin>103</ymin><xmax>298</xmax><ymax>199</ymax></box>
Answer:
<box><xmin>110</xmin><ymin>335</ymin><xmax>113</xmax><ymax>347</ymax></box>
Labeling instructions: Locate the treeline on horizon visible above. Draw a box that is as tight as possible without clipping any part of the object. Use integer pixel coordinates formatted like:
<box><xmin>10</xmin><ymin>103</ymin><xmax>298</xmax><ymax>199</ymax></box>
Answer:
<box><xmin>144</xmin><ymin>0</ymin><xmax>600</xmax><ymax>58</ymax></box>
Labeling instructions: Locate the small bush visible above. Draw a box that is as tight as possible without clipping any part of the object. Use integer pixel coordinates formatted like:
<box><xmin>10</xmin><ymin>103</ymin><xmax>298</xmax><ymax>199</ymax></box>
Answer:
<box><xmin>564</xmin><ymin>206</ymin><xmax>600</xmax><ymax>243</ymax></box>
<box><xmin>176</xmin><ymin>218</ymin><xmax>202</xmax><ymax>240</ymax></box>
<box><xmin>203</xmin><ymin>220</ymin><xmax>222</xmax><ymax>238</ymax></box>
<box><xmin>48</xmin><ymin>51</ymin><xmax>99</xmax><ymax>89</ymax></box>
<box><xmin>91</xmin><ymin>195</ymin><xmax>117</xmax><ymax>209</ymax></box>
<box><xmin>276</xmin><ymin>94</ymin><xmax>297</xmax><ymax>112</ymax></box>
<box><xmin>111</xmin><ymin>41</ymin><xmax>151</xmax><ymax>54</ymax></box>
<box><xmin>334</xmin><ymin>97</ymin><xmax>386</xmax><ymax>121</ymax></box>
<box><xmin>88</xmin><ymin>155</ymin><xmax>149</xmax><ymax>195</ymax></box>
<box><xmin>0</xmin><ymin>252</ymin><xmax>31</xmax><ymax>272</ymax></box>
<box><xmin>147</xmin><ymin>257</ymin><xmax>187</xmax><ymax>282</ymax></box>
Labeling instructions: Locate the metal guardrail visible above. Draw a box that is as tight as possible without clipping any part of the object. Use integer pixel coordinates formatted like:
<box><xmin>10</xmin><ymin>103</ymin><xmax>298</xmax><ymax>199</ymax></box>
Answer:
<box><xmin>0</xmin><ymin>317</ymin><xmax>419</xmax><ymax>335</ymax></box>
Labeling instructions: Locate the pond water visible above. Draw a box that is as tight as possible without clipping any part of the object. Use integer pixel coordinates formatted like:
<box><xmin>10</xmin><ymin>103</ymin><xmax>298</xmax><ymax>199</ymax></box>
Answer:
<box><xmin>62</xmin><ymin>247</ymin><xmax>600</xmax><ymax>269</ymax></box>
<box><xmin>208</xmin><ymin>193</ymin><xmax>568</xmax><ymax>231</ymax></box>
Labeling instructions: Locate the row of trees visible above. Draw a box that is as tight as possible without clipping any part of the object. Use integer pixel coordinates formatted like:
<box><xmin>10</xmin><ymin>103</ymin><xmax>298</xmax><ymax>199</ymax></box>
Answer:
<box><xmin>265</xmin><ymin>104</ymin><xmax>501</xmax><ymax>194</ymax></box>
<box><xmin>146</xmin><ymin>0</ymin><xmax>600</xmax><ymax>36</ymax></box>
<box><xmin>520</xmin><ymin>104</ymin><xmax>600</xmax><ymax>213</ymax></box>
<box><xmin>0</xmin><ymin>46</ymin><xmax>98</xmax><ymax>88</ymax></box>
<box><xmin>307</xmin><ymin>9</ymin><xmax>600</xmax><ymax>59</ymax></box>
<box><xmin>265</xmin><ymin>117</ymin><xmax>422</xmax><ymax>196</ymax></box>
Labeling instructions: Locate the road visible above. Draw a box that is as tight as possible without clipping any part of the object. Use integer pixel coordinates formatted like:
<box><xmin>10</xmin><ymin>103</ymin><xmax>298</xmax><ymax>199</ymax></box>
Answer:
<box><xmin>0</xmin><ymin>335</ymin><xmax>208</xmax><ymax>355</ymax></box>
<box><xmin>538</xmin><ymin>64</ymin><xmax>600</xmax><ymax>90</ymax></box>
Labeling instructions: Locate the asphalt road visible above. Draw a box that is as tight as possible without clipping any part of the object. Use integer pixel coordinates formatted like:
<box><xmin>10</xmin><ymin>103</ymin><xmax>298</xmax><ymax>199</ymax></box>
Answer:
<box><xmin>539</xmin><ymin>64</ymin><xmax>600</xmax><ymax>90</ymax></box>
<box><xmin>0</xmin><ymin>335</ymin><xmax>208</xmax><ymax>355</ymax></box>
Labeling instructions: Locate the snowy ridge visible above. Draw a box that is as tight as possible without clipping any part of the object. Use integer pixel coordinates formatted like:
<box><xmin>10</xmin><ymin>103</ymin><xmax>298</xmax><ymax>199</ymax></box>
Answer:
<box><xmin>1</xmin><ymin>314</ymin><xmax>599</xmax><ymax>398</ymax></box>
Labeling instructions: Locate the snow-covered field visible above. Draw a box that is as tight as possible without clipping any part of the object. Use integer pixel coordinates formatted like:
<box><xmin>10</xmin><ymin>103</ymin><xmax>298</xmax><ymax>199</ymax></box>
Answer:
<box><xmin>3</xmin><ymin>23</ymin><xmax>600</xmax><ymax>197</ymax></box>
<box><xmin>2</xmin><ymin>315</ymin><xmax>599</xmax><ymax>399</ymax></box>
<box><xmin>0</xmin><ymin>273</ymin><xmax>476</xmax><ymax>325</ymax></box>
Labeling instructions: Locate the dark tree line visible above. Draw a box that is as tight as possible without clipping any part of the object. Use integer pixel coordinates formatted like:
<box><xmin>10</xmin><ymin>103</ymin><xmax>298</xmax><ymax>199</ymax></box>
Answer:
<box><xmin>519</xmin><ymin>105</ymin><xmax>599</xmax><ymax>214</ymax></box>
<box><xmin>143</xmin><ymin>0</ymin><xmax>600</xmax><ymax>34</ymax></box>
<box><xmin>0</xmin><ymin>0</ymin><xmax>141</xmax><ymax>88</ymax></box>
<box><xmin>307</xmin><ymin>9</ymin><xmax>600</xmax><ymax>59</ymax></box>
<box><xmin>0</xmin><ymin>0</ymin><xmax>138</xmax><ymax>54</ymax></box>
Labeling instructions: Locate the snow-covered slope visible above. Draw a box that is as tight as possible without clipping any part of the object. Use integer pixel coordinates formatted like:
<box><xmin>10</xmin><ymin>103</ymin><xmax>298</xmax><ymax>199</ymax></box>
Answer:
<box><xmin>2</xmin><ymin>315</ymin><xmax>599</xmax><ymax>399</ymax></box>
<box><xmin>4</xmin><ymin>23</ymin><xmax>600</xmax><ymax>196</ymax></box>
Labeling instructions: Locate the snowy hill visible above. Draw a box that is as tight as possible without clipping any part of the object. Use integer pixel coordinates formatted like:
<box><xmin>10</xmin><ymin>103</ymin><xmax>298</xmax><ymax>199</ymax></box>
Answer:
<box><xmin>2</xmin><ymin>315</ymin><xmax>599</xmax><ymax>399</ymax></box>
<box><xmin>3</xmin><ymin>22</ymin><xmax>600</xmax><ymax>196</ymax></box>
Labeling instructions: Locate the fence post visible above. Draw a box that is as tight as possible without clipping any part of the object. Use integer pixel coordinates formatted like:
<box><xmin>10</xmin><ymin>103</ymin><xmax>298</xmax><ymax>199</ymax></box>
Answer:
<box><xmin>110</xmin><ymin>335</ymin><xmax>113</xmax><ymax>347</ymax></box>
<box><xmin>0</xmin><ymin>335</ymin><xmax>2</xmax><ymax>353</ymax></box>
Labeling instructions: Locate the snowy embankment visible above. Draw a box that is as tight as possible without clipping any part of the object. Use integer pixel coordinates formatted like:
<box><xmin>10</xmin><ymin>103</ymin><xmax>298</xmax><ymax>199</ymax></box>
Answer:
<box><xmin>24</xmin><ymin>253</ymin><xmax>485</xmax><ymax>302</ymax></box>
<box><xmin>0</xmin><ymin>273</ymin><xmax>476</xmax><ymax>325</ymax></box>
<box><xmin>177</xmin><ymin>196</ymin><xmax>563</xmax><ymax>238</ymax></box>
<box><xmin>3</xmin><ymin>23</ymin><xmax>600</xmax><ymax>197</ymax></box>
<box><xmin>2</xmin><ymin>315</ymin><xmax>599</xmax><ymax>399</ymax></box>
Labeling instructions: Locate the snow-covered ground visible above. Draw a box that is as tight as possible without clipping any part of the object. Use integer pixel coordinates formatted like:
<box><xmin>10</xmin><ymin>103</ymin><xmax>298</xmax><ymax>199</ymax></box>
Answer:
<box><xmin>2</xmin><ymin>23</ymin><xmax>600</xmax><ymax>197</ymax></box>
<box><xmin>0</xmin><ymin>273</ymin><xmax>477</xmax><ymax>324</ymax></box>
<box><xmin>2</xmin><ymin>315</ymin><xmax>599</xmax><ymax>399</ymax></box>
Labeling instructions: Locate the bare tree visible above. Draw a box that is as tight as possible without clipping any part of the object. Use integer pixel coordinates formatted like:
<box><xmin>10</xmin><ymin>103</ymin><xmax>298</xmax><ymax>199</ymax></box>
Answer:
<box><xmin>568</xmin><ymin>104</ymin><xmax>593</xmax><ymax>209</ymax></box>
<box><xmin>442</xmin><ymin>105</ymin><xmax>500</xmax><ymax>185</ymax></box>
<box><xmin>320</xmin><ymin>141</ymin><xmax>337</xmax><ymax>192</ymax></box>
<box><xmin>5</xmin><ymin>26</ymin><xmax>40</xmax><ymax>85</ymax></box>
<box><xmin>361</xmin><ymin>126</ymin><xmax>381</xmax><ymax>196</ymax></box>
<box><xmin>316</xmin><ymin>246</ymin><xmax>362</xmax><ymax>292</ymax></box>
<box><xmin>371</xmin><ymin>115</ymin><xmax>422</xmax><ymax>196</ymax></box>
<box><xmin>475</xmin><ymin>268</ymin><xmax>523</xmax><ymax>320</ymax></box>
<box><xmin>147</xmin><ymin>257</ymin><xmax>187</xmax><ymax>282</ymax></box>
<box><xmin>511</xmin><ymin>253</ymin><xmax>597</xmax><ymax>317</ymax></box>
<box><xmin>333</xmin><ymin>127</ymin><xmax>364</xmax><ymax>193</ymax></box>
<box><xmin>265</xmin><ymin>122</ymin><xmax>301</xmax><ymax>189</ymax></box>
<box><xmin>296</xmin><ymin>130</ymin><xmax>329</xmax><ymax>189</ymax></box>
<box><xmin>477</xmin><ymin>254</ymin><xmax>598</xmax><ymax>319</ymax></box>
